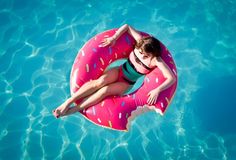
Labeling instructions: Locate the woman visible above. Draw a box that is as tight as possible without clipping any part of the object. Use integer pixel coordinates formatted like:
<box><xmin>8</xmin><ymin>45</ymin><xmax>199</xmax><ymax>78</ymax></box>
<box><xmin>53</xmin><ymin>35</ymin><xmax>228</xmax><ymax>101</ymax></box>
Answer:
<box><xmin>53</xmin><ymin>24</ymin><xmax>176</xmax><ymax>118</ymax></box>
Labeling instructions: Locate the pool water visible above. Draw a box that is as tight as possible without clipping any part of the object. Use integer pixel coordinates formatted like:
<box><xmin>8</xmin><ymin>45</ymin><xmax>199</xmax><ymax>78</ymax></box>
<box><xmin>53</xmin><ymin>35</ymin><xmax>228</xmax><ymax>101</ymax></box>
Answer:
<box><xmin>1</xmin><ymin>0</ymin><xmax>236</xmax><ymax>159</ymax></box>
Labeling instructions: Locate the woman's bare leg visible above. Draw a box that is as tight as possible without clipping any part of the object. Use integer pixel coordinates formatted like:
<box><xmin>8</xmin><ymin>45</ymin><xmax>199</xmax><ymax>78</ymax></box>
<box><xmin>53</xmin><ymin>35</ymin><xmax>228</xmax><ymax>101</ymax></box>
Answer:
<box><xmin>53</xmin><ymin>67</ymin><xmax>119</xmax><ymax>117</ymax></box>
<box><xmin>60</xmin><ymin>82</ymin><xmax>130</xmax><ymax>117</ymax></box>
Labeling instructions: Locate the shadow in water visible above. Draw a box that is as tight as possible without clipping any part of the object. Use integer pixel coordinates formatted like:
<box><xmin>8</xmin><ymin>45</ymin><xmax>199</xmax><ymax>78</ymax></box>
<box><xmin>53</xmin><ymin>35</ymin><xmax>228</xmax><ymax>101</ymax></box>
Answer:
<box><xmin>193</xmin><ymin>74</ymin><xmax>236</xmax><ymax>135</ymax></box>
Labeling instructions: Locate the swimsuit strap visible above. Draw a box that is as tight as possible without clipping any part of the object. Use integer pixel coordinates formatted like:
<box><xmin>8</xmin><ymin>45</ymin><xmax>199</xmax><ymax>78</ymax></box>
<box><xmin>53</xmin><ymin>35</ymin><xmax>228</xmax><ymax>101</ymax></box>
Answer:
<box><xmin>132</xmin><ymin>51</ymin><xmax>153</xmax><ymax>71</ymax></box>
<box><xmin>121</xmin><ymin>60</ymin><xmax>144</xmax><ymax>83</ymax></box>
<box><xmin>127</xmin><ymin>58</ymin><xmax>145</xmax><ymax>75</ymax></box>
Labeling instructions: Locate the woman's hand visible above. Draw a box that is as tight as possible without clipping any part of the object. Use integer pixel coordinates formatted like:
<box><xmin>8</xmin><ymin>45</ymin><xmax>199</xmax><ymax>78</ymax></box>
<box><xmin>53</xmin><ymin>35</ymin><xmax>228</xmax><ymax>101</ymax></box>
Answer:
<box><xmin>100</xmin><ymin>36</ymin><xmax>116</xmax><ymax>47</ymax></box>
<box><xmin>147</xmin><ymin>89</ymin><xmax>160</xmax><ymax>105</ymax></box>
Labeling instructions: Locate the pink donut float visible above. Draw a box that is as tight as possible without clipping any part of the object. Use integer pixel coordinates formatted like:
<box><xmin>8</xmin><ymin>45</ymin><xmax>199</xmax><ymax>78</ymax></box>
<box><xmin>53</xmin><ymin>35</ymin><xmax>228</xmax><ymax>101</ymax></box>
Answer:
<box><xmin>70</xmin><ymin>29</ymin><xmax>178</xmax><ymax>131</ymax></box>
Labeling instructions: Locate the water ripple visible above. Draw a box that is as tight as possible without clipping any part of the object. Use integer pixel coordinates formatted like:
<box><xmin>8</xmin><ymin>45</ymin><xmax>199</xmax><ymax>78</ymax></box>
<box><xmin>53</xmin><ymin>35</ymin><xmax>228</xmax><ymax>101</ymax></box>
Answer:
<box><xmin>0</xmin><ymin>0</ymin><xmax>236</xmax><ymax>159</ymax></box>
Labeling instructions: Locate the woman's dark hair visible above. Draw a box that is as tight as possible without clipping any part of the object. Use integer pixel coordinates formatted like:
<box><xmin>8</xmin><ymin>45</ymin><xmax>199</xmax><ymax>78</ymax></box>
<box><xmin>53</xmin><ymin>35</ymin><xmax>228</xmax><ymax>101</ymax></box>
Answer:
<box><xmin>135</xmin><ymin>36</ymin><xmax>162</xmax><ymax>57</ymax></box>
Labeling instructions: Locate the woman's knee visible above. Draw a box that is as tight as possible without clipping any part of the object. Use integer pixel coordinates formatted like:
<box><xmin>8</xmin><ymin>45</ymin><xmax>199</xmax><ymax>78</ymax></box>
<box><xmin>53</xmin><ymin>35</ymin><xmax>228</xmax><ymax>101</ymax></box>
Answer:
<box><xmin>94</xmin><ymin>76</ymin><xmax>107</xmax><ymax>88</ymax></box>
<box><xmin>96</xmin><ymin>68</ymin><xmax>119</xmax><ymax>87</ymax></box>
<box><xmin>91</xmin><ymin>68</ymin><xmax>119</xmax><ymax>90</ymax></box>
<box><xmin>97</xmin><ymin>83</ymin><xmax>129</xmax><ymax>97</ymax></box>
<box><xmin>97</xmin><ymin>86</ymin><xmax>110</xmax><ymax>97</ymax></box>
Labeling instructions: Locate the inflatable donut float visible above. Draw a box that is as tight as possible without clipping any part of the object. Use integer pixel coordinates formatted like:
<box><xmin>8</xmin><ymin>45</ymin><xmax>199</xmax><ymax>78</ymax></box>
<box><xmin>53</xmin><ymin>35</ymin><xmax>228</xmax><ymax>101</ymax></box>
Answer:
<box><xmin>70</xmin><ymin>29</ymin><xmax>177</xmax><ymax>131</ymax></box>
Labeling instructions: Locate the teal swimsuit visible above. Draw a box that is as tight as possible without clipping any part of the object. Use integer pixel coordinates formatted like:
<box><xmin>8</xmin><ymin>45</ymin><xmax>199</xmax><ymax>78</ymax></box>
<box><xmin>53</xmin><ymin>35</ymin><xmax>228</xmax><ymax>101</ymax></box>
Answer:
<box><xmin>121</xmin><ymin>59</ymin><xmax>144</xmax><ymax>84</ymax></box>
<box><xmin>120</xmin><ymin>51</ymin><xmax>153</xmax><ymax>85</ymax></box>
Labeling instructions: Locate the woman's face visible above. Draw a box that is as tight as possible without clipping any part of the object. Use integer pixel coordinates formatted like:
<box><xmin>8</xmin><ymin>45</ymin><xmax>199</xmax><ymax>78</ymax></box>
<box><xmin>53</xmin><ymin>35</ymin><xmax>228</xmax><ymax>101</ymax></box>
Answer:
<box><xmin>135</xmin><ymin>48</ymin><xmax>153</xmax><ymax>59</ymax></box>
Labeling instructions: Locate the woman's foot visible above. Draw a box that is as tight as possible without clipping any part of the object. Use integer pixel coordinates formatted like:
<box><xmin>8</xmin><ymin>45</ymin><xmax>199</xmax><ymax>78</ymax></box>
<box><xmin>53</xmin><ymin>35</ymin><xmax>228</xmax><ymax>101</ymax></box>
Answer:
<box><xmin>61</xmin><ymin>106</ymin><xmax>80</xmax><ymax>117</ymax></box>
<box><xmin>52</xmin><ymin>109</ymin><xmax>60</xmax><ymax>118</ymax></box>
<box><xmin>52</xmin><ymin>99</ymin><xmax>72</xmax><ymax>118</ymax></box>
<box><xmin>53</xmin><ymin>106</ymin><xmax>80</xmax><ymax>118</ymax></box>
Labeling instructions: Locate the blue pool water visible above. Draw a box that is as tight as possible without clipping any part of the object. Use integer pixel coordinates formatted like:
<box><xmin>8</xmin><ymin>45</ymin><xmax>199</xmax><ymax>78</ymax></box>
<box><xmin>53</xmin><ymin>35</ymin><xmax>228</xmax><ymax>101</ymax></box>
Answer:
<box><xmin>1</xmin><ymin>0</ymin><xmax>236</xmax><ymax>159</ymax></box>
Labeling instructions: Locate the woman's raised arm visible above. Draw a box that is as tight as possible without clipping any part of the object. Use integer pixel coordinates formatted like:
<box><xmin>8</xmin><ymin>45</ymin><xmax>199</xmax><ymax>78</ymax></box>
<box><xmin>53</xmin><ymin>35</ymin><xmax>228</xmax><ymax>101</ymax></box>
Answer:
<box><xmin>100</xmin><ymin>24</ymin><xmax>142</xmax><ymax>47</ymax></box>
<box><xmin>115</xmin><ymin>24</ymin><xmax>142</xmax><ymax>42</ymax></box>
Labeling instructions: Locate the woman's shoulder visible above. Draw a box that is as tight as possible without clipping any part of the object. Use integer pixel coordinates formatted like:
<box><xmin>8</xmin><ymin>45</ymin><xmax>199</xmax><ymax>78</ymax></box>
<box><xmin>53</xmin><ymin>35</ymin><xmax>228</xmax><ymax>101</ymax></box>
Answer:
<box><xmin>151</xmin><ymin>57</ymin><xmax>162</xmax><ymax>66</ymax></box>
